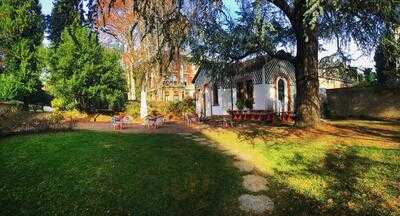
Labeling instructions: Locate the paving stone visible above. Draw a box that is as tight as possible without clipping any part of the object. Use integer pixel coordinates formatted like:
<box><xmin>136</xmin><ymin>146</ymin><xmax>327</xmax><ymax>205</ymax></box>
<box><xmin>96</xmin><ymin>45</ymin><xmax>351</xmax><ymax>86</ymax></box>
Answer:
<box><xmin>233</xmin><ymin>161</ymin><xmax>254</xmax><ymax>172</ymax></box>
<box><xmin>238</xmin><ymin>194</ymin><xmax>274</xmax><ymax>214</ymax></box>
<box><xmin>242</xmin><ymin>175</ymin><xmax>267</xmax><ymax>192</ymax></box>
<box><xmin>198</xmin><ymin>142</ymin><xmax>210</xmax><ymax>146</ymax></box>
<box><xmin>177</xmin><ymin>132</ymin><xmax>192</xmax><ymax>136</ymax></box>
<box><xmin>193</xmin><ymin>138</ymin><xmax>207</xmax><ymax>142</ymax></box>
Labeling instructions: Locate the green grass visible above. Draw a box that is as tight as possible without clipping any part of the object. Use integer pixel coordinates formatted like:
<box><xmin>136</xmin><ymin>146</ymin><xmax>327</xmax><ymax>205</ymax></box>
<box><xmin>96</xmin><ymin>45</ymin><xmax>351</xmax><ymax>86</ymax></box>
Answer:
<box><xmin>201</xmin><ymin>121</ymin><xmax>400</xmax><ymax>216</ymax></box>
<box><xmin>0</xmin><ymin>131</ymin><xmax>243</xmax><ymax>216</ymax></box>
<box><xmin>1</xmin><ymin>121</ymin><xmax>399</xmax><ymax>216</ymax></box>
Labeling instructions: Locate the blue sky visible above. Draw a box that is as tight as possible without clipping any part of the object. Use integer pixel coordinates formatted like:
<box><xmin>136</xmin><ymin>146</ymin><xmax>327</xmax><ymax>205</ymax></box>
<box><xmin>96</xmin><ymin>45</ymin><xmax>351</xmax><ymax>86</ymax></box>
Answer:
<box><xmin>39</xmin><ymin>0</ymin><xmax>374</xmax><ymax>69</ymax></box>
<box><xmin>39</xmin><ymin>0</ymin><xmax>53</xmax><ymax>15</ymax></box>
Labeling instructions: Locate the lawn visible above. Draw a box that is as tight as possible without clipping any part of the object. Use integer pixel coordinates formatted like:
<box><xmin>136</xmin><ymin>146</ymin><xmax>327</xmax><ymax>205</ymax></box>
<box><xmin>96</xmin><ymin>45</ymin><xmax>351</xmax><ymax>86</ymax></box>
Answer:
<box><xmin>200</xmin><ymin>120</ymin><xmax>400</xmax><ymax>215</ymax></box>
<box><xmin>0</xmin><ymin>131</ymin><xmax>244</xmax><ymax>216</ymax></box>
<box><xmin>1</xmin><ymin>120</ymin><xmax>399</xmax><ymax>216</ymax></box>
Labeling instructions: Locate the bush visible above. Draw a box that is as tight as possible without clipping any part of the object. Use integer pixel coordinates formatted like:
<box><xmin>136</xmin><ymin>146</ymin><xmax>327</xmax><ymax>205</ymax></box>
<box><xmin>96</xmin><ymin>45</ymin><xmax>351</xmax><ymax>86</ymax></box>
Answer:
<box><xmin>0</xmin><ymin>110</ymin><xmax>75</xmax><ymax>135</ymax></box>
<box><xmin>47</xmin><ymin>24</ymin><xmax>127</xmax><ymax>113</ymax></box>
<box><xmin>236</xmin><ymin>98</ymin><xmax>245</xmax><ymax>111</ymax></box>
<box><xmin>166</xmin><ymin>98</ymin><xmax>195</xmax><ymax>117</ymax></box>
<box><xmin>125</xmin><ymin>101</ymin><xmax>141</xmax><ymax>118</ymax></box>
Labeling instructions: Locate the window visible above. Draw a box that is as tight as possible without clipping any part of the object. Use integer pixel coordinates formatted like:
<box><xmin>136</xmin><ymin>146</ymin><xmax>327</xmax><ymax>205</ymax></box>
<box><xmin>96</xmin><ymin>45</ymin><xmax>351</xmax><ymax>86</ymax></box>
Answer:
<box><xmin>278</xmin><ymin>79</ymin><xmax>285</xmax><ymax>102</ymax></box>
<box><xmin>213</xmin><ymin>84</ymin><xmax>219</xmax><ymax>106</ymax></box>
<box><xmin>236</xmin><ymin>82</ymin><xmax>244</xmax><ymax>100</ymax></box>
<box><xmin>245</xmin><ymin>80</ymin><xmax>254</xmax><ymax>102</ymax></box>
<box><xmin>236</xmin><ymin>80</ymin><xmax>253</xmax><ymax>101</ymax></box>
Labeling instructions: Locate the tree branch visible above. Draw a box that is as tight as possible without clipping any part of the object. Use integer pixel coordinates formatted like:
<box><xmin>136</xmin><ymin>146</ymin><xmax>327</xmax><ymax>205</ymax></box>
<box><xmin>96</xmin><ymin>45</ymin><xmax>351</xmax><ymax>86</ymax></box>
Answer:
<box><xmin>266</xmin><ymin>0</ymin><xmax>293</xmax><ymax>21</ymax></box>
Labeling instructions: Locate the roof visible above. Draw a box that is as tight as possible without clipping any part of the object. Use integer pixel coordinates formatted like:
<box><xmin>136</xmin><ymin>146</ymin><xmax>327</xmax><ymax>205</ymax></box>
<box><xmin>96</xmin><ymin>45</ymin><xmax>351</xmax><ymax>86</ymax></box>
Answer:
<box><xmin>192</xmin><ymin>56</ymin><xmax>296</xmax><ymax>86</ymax></box>
<box><xmin>191</xmin><ymin>56</ymin><xmax>270</xmax><ymax>84</ymax></box>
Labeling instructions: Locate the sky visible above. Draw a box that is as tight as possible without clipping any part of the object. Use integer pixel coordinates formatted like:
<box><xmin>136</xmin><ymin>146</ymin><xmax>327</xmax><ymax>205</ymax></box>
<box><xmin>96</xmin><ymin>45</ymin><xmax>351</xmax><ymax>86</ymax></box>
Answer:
<box><xmin>39</xmin><ymin>0</ymin><xmax>375</xmax><ymax>69</ymax></box>
<box><xmin>39</xmin><ymin>0</ymin><xmax>53</xmax><ymax>15</ymax></box>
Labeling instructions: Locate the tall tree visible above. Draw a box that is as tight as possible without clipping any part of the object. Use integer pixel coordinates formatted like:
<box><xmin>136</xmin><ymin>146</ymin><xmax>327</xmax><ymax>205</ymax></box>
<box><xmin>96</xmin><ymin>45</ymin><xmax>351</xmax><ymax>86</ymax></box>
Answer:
<box><xmin>96</xmin><ymin>0</ymin><xmax>144</xmax><ymax>101</ymax></box>
<box><xmin>96</xmin><ymin>0</ymin><xmax>188</xmax><ymax>117</ymax></box>
<box><xmin>0</xmin><ymin>0</ymin><xmax>44</xmax><ymax>103</ymax></box>
<box><xmin>47</xmin><ymin>23</ymin><xmax>126</xmax><ymax>112</ymax></box>
<box><xmin>48</xmin><ymin>0</ymin><xmax>85</xmax><ymax>44</ymax></box>
<box><xmin>188</xmin><ymin>0</ymin><xmax>399</xmax><ymax>127</ymax></box>
<box><xmin>374</xmin><ymin>30</ymin><xmax>400</xmax><ymax>87</ymax></box>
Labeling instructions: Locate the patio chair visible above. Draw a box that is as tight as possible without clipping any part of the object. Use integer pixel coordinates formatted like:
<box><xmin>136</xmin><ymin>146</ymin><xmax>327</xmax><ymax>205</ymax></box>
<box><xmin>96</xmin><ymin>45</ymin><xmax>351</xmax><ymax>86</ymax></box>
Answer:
<box><xmin>111</xmin><ymin>116</ymin><xmax>123</xmax><ymax>130</ymax></box>
<box><xmin>122</xmin><ymin>115</ymin><xmax>130</xmax><ymax>128</ymax></box>
<box><xmin>144</xmin><ymin>116</ymin><xmax>162</xmax><ymax>129</ymax></box>
<box><xmin>185</xmin><ymin>113</ymin><xmax>199</xmax><ymax>125</ymax></box>
<box><xmin>222</xmin><ymin>116</ymin><xmax>234</xmax><ymax>128</ymax></box>
<box><xmin>155</xmin><ymin>116</ymin><xmax>165</xmax><ymax>128</ymax></box>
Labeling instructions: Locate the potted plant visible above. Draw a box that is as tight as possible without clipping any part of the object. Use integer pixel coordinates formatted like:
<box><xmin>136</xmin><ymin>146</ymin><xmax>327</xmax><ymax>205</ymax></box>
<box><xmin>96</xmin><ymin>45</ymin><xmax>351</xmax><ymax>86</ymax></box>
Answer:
<box><xmin>236</xmin><ymin>98</ymin><xmax>245</xmax><ymax>111</ymax></box>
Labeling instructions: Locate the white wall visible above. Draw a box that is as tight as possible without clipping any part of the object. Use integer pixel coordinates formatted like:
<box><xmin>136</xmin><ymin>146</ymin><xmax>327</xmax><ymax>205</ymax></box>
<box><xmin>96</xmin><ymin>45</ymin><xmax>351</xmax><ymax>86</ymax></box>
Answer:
<box><xmin>204</xmin><ymin>87</ymin><xmax>211</xmax><ymax>116</ymax></box>
<box><xmin>254</xmin><ymin>84</ymin><xmax>267</xmax><ymax>110</ymax></box>
<box><xmin>211</xmin><ymin>88</ymin><xmax>237</xmax><ymax>115</ymax></box>
<box><xmin>195</xmin><ymin>70</ymin><xmax>299</xmax><ymax>116</ymax></box>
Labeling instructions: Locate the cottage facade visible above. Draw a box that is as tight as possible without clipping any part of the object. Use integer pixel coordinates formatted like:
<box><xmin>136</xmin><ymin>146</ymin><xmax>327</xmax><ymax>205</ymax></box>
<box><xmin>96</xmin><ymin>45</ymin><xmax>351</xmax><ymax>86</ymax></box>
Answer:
<box><xmin>192</xmin><ymin>57</ymin><xmax>350</xmax><ymax>117</ymax></box>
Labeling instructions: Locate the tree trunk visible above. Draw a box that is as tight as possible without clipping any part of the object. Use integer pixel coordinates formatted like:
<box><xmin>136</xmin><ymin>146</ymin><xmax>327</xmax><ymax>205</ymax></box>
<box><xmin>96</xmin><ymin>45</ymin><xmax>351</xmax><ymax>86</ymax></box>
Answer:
<box><xmin>230</xmin><ymin>77</ymin><xmax>234</xmax><ymax>111</ymax></box>
<box><xmin>140</xmin><ymin>76</ymin><xmax>148</xmax><ymax>119</ymax></box>
<box><xmin>294</xmin><ymin>25</ymin><xmax>320</xmax><ymax>128</ymax></box>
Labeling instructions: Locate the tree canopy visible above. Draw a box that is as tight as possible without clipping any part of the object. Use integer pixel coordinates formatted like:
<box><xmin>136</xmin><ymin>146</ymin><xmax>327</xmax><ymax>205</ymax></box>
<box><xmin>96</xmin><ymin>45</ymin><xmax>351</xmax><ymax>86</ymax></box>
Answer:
<box><xmin>0</xmin><ymin>0</ymin><xmax>44</xmax><ymax>103</ymax></box>
<box><xmin>375</xmin><ymin>29</ymin><xmax>400</xmax><ymax>87</ymax></box>
<box><xmin>185</xmin><ymin>0</ymin><xmax>399</xmax><ymax>127</ymax></box>
<box><xmin>47</xmin><ymin>23</ymin><xmax>126</xmax><ymax>112</ymax></box>
<box><xmin>48</xmin><ymin>0</ymin><xmax>86</xmax><ymax>44</ymax></box>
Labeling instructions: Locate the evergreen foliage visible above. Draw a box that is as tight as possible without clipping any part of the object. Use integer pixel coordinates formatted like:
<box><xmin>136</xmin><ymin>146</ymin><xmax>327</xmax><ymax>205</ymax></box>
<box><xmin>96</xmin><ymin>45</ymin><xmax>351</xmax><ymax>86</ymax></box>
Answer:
<box><xmin>48</xmin><ymin>0</ymin><xmax>85</xmax><ymax>45</ymax></box>
<box><xmin>47</xmin><ymin>24</ymin><xmax>126</xmax><ymax>112</ymax></box>
<box><xmin>0</xmin><ymin>0</ymin><xmax>44</xmax><ymax>103</ymax></box>
<box><xmin>374</xmin><ymin>32</ymin><xmax>400</xmax><ymax>87</ymax></box>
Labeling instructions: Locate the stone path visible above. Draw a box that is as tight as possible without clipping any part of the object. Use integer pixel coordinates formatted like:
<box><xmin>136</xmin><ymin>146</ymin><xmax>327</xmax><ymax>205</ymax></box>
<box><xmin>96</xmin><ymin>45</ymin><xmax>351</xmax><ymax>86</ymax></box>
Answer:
<box><xmin>178</xmin><ymin>132</ymin><xmax>274</xmax><ymax>215</ymax></box>
<box><xmin>238</xmin><ymin>194</ymin><xmax>274</xmax><ymax>214</ymax></box>
<box><xmin>242</xmin><ymin>174</ymin><xmax>268</xmax><ymax>192</ymax></box>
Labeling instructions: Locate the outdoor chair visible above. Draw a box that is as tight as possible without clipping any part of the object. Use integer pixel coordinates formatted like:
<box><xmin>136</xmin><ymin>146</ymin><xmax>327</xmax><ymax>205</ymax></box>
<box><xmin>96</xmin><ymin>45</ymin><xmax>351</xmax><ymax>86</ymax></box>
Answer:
<box><xmin>144</xmin><ymin>115</ymin><xmax>165</xmax><ymax>129</ymax></box>
<box><xmin>111</xmin><ymin>116</ymin><xmax>123</xmax><ymax>130</ymax></box>
<box><xmin>122</xmin><ymin>115</ymin><xmax>130</xmax><ymax>128</ymax></box>
<box><xmin>222</xmin><ymin>116</ymin><xmax>234</xmax><ymax>128</ymax></box>
<box><xmin>185</xmin><ymin>113</ymin><xmax>199</xmax><ymax>125</ymax></box>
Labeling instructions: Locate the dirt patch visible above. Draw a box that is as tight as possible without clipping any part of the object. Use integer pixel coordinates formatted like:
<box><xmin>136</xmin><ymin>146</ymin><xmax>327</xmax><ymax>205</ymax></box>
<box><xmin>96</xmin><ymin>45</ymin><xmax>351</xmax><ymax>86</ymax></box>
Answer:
<box><xmin>76</xmin><ymin>121</ymin><xmax>195</xmax><ymax>134</ymax></box>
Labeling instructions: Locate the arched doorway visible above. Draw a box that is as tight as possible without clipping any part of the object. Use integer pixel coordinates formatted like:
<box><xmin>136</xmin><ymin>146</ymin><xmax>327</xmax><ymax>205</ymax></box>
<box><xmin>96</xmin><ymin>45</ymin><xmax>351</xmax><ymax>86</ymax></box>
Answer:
<box><xmin>278</xmin><ymin>79</ymin><xmax>285</xmax><ymax>103</ymax></box>
<box><xmin>275</xmin><ymin>77</ymin><xmax>290</xmax><ymax>112</ymax></box>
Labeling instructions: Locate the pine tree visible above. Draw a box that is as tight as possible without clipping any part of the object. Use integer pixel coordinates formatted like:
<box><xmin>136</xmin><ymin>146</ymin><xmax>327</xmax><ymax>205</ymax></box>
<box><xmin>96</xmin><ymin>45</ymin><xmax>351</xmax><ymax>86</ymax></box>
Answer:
<box><xmin>375</xmin><ymin>32</ymin><xmax>400</xmax><ymax>87</ymax></box>
<box><xmin>48</xmin><ymin>0</ymin><xmax>84</xmax><ymax>45</ymax></box>
<box><xmin>48</xmin><ymin>23</ymin><xmax>126</xmax><ymax>112</ymax></box>
<box><xmin>0</xmin><ymin>0</ymin><xmax>44</xmax><ymax>102</ymax></box>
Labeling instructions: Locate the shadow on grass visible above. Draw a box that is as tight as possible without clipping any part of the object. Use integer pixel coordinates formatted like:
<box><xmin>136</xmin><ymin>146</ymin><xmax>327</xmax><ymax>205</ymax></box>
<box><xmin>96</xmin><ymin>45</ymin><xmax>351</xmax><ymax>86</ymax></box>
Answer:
<box><xmin>264</xmin><ymin>147</ymin><xmax>398</xmax><ymax>216</ymax></box>
<box><xmin>228</xmin><ymin>120</ymin><xmax>400</xmax><ymax>147</ymax></box>
<box><xmin>332</xmin><ymin>123</ymin><xmax>400</xmax><ymax>144</ymax></box>
<box><xmin>232</xmin><ymin>123</ymin><xmax>296</xmax><ymax>145</ymax></box>
<box><xmin>0</xmin><ymin>132</ymin><xmax>245</xmax><ymax>216</ymax></box>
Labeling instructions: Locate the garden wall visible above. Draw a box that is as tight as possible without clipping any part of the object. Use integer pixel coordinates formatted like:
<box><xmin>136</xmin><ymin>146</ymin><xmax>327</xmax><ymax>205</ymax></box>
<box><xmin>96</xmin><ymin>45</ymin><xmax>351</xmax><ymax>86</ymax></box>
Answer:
<box><xmin>326</xmin><ymin>87</ymin><xmax>400</xmax><ymax>120</ymax></box>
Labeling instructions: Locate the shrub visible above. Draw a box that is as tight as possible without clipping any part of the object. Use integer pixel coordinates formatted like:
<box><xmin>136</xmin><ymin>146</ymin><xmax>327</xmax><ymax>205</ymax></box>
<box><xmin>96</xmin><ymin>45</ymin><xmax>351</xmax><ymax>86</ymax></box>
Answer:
<box><xmin>166</xmin><ymin>98</ymin><xmax>195</xmax><ymax>117</ymax></box>
<box><xmin>125</xmin><ymin>101</ymin><xmax>141</xmax><ymax>118</ymax></box>
<box><xmin>236</xmin><ymin>98</ymin><xmax>245</xmax><ymax>111</ymax></box>
<box><xmin>0</xmin><ymin>110</ymin><xmax>75</xmax><ymax>135</ymax></box>
<box><xmin>47</xmin><ymin>24</ymin><xmax>127</xmax><ymax>113</ymax></box>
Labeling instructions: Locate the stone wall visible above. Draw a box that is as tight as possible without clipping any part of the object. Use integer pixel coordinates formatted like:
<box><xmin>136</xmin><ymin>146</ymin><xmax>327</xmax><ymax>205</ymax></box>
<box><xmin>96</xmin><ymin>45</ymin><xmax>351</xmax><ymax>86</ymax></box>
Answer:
<box><xmin>326</xmin><ymin>87</ymin><xmax>400</xmax><ymax>120</ymax></box>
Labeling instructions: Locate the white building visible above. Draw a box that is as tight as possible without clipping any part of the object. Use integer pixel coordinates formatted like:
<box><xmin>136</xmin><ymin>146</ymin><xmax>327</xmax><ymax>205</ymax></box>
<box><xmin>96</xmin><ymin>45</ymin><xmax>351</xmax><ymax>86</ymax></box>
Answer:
<box><xmin>192</xmin><ymin>56</ymin><xmax>350</xmax><ymax>117</ymax></box>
